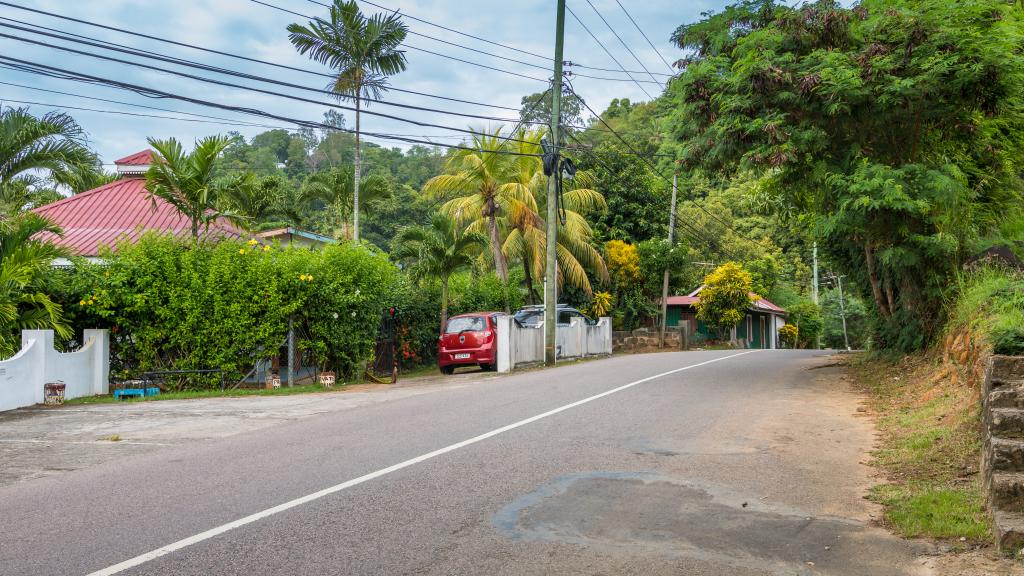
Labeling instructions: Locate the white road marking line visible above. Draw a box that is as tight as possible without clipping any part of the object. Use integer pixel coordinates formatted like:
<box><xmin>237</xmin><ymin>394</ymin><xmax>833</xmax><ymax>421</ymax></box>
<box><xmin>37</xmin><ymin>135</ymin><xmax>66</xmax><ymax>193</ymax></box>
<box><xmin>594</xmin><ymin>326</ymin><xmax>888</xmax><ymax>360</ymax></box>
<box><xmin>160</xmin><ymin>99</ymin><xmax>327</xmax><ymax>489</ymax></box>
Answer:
<box><xmin>0</xmin><ymin>439</ymin><xmax>171</xmax><ymax>446</ymax></box>
<box><xmin>87</xmin><ymin>350</ymin><xmax>760</xmax><ymax>576</ymax></box>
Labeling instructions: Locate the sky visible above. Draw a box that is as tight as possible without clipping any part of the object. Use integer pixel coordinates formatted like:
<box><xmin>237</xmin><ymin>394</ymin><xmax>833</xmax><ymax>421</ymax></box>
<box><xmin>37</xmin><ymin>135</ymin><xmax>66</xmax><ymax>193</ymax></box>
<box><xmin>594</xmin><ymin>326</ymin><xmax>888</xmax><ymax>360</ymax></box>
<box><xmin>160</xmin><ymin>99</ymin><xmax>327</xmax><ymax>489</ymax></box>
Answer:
<box><xmin>1</xmin><ymin>0</ymin><xmax>727</xmax><ymax>166</ymax></box>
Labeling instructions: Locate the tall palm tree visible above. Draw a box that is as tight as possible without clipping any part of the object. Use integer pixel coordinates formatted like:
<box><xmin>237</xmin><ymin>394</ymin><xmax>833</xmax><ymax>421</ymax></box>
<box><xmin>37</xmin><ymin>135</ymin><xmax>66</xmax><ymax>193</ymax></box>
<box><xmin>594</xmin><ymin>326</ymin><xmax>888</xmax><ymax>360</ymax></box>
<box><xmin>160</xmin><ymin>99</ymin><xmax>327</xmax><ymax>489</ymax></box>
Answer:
<box><xmin>0</xmin><ymin>213</ymin><xmax>72</xmax><ymax>357</ymax></box>
<box><xmin>0</xmin><ymin>107</ymin><xmax>103</xmax><ymax>210</ymax></box>
<box><xmin>300</xmin><ymin>166</ymin><xmax>391</xmax><ymax>239</ymax></box>
<box><xmin>393</xmin><ymin>214</ymin><xmax>487</xmax><ymax>332</ymax></box>
<box><xmin>146</xmin><ymin>136</ymin><xmax>236</xmax><ymax>240</ymax></box>
<box><xmin>422</xmin><ymin>128</ymin><xmax>535</xmax><ymax>283</ymax></box>
<box><xmin>288</xmin><ymin>0</ymin><xmax>408</xmax><ymax>244</ymax></box>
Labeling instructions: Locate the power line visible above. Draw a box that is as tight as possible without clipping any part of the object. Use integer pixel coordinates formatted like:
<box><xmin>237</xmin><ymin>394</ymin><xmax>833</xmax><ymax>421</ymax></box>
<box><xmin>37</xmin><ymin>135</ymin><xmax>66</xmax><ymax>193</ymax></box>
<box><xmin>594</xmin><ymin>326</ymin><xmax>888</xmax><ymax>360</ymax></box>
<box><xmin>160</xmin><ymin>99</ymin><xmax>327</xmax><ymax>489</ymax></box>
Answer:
<box><xmin>250</xmin><ymin>0</ymin><xmax>546</xmax><ymax>82</ymax></box>
<box><xmin>0</xmin><ymin>22</ymin><xmax>537</xmax><ymax>124</ymax></box>
<box><xmin>565</xmin><ymin>61</ymin><xmax>673</xmax><ymax>77</ymax></box>
<box><xmin>0</xmin><ymin>30</ymin><xmax>551</xmax><ymax>148</ymax></box>
<box><xmin>0</xmin><ymin>98</ymin><xmax>294</xmax><ymax>129</ymax></box>
<box><xmin>0</xmin><ymin>55</ymin><xmax>543</xmax><ymax>157</ymax></box>
<box><xmin>0</xmin><ymin>79</ymin><xmax>300</xmax><ymax>128</ymax></box>
<box><xmin>581</xmin><ymin>0</ymin><xmax>663</xmax><ymax>89</ymax></box>
<box><xmin>564</xmin><ymin>79</ymin><xmax>767</xmax><ymax>254</ymax></box>
<box><xmin>0</xmin><ymin>1</ymin><xmax>524</xmax><ymax>112</ymax></box>
<box><xmin>613</xmin><ymin>0</ymin><xmax>677</xmax><ymax>75</ymax></box>
<box><xmin>561</xmin><ymin>129</ymin><xmax>745</xmax><ymax>261</ymax></box>
<box><xmin>302</xmin><ymin>0</ymin><xmax>550</xmax><ymax>72</ymax></box>
<box><xmin>346</xmin><ymin>0</ymin><xmax>550</xmax><ymax>62</ymax></box>
<box><xmin>564</xmin><ymin>4</ymin><xmax>654</xmax><ymax>100</ymax></box>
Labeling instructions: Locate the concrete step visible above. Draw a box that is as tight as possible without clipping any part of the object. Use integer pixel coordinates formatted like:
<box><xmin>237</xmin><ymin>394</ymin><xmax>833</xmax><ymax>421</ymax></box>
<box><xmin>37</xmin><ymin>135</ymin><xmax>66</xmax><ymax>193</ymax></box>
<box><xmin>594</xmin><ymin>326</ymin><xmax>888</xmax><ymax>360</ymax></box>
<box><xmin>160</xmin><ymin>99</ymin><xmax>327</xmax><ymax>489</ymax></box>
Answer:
<box><xmin>990</xmin><ymin>408</ymin><xmax>1024</xmax><ymax>439</ymax></box>
<box><xmin>988</xmin><ymin>385</ymin><xmax>1024</xmax><ymax>409</ymax></box>
<box><xmin>990</xmin><ymin>473</ymin><xmax>1024</xmax><ymax>512</ymax></box>
<box><xmin>989</xmin><ymin>438</ymin><xmax>1024</xmax><ymax>473</ymax></box>
<box><xmin>994</xmin><ymin>510</ymin><xmax>1024</xmax><ymax>552</ymax></box>
<box><xmin>993</xmin><ymin>356</ymin><xmax>1024</xmax><ymax>381</ymax></box>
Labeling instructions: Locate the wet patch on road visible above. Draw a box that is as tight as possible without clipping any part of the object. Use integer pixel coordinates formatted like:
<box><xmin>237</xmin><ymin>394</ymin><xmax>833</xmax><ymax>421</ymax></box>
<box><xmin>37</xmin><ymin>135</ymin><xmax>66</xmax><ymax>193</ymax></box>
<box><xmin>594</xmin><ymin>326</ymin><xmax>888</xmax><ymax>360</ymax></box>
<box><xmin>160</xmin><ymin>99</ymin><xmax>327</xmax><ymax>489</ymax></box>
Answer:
<box><xmin>493</xmin><ymin>472</ymin><xmax>932</xmax><ymax>576</ymax></box>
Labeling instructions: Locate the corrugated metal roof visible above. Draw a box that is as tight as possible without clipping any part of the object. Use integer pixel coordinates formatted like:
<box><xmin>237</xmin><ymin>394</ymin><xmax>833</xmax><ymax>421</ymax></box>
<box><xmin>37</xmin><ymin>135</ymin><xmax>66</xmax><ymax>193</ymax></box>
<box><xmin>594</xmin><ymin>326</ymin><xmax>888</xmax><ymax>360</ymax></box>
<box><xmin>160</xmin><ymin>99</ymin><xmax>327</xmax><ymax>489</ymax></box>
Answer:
<box><xmin>113</xmin><ymin>150</ymin><xmax>154</xmax><ymax>165</ymax></box>
<box><xmin>32</xmin><ymin>177</ymin><xmax>242</xmax><ymax>257</ymax></box>
<box><xmin>663</xmin><ymin>287</ymin><xmax>786</xmax><ymax>314</ymax></box>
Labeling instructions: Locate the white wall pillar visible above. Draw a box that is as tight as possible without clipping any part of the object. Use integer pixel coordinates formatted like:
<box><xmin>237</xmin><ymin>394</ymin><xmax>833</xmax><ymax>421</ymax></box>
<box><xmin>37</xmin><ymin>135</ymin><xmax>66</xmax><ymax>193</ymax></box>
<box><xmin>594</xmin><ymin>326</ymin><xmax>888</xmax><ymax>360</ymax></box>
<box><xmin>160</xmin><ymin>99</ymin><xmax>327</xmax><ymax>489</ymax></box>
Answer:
<box><xmin>497</xmin><ymin>316</ymin><xmax>511</xmax><ymax>373</ymax></box>
<box><xmin>21</xmin><ymin>330</ymin><xmax>52</xmax><ymax>405</ymax></box>
<box><xmin>84</xmin><ymin>329</ymin><xmax>110</xmax><ymax>394</ymax></box>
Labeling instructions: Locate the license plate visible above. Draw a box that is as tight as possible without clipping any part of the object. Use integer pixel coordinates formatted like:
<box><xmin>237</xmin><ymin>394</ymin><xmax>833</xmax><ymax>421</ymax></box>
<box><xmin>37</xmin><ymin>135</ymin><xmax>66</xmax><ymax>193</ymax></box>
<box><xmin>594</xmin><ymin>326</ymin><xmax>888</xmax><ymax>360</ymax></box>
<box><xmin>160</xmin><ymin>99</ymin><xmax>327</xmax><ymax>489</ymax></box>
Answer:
<box><xmin>454</xmin><ymin>353</ymin><xmax>471</xmax><ymax>360</ymax></box>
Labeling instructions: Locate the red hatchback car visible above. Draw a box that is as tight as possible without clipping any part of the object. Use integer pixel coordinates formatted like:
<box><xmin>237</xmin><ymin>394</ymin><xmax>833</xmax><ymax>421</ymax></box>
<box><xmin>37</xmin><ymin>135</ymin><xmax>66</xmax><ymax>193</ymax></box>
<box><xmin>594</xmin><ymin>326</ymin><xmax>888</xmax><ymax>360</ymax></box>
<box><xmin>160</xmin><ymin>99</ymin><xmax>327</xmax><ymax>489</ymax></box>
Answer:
<box><xmin>438</xmin><ymin>312</ymin><xmax>503</xmax><ymax>374</ymax></box>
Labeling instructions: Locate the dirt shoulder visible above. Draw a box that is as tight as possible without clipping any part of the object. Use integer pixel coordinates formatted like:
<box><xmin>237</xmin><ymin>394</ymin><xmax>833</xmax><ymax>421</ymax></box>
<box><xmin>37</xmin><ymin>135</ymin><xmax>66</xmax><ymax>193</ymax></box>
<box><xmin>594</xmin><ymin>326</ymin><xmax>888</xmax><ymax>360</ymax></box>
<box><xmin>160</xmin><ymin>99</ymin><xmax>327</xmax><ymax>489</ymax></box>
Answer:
<box><xmin>844</xmin><ymin>352</ymin><xmax>1024</xmax><ymax>575</ymax></box>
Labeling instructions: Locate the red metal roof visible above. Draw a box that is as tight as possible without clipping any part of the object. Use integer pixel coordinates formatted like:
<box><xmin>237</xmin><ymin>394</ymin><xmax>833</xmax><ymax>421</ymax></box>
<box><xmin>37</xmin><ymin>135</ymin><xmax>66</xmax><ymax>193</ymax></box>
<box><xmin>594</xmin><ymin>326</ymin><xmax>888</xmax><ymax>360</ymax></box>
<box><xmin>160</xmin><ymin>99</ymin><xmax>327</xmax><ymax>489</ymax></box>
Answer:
<box><xmin>113</xmin><ymin>150</ymin><xmax>154</xmax><ymax>165</ymax></box>
<box><xmin>32</xmin><ymin>177</ymin><xmax>242</xmax><ymax>257</ymax></box>
<box><xmin>662</xmin><ymin>287</ymin><xmax>786</xmax><ymax>314</ymax></box>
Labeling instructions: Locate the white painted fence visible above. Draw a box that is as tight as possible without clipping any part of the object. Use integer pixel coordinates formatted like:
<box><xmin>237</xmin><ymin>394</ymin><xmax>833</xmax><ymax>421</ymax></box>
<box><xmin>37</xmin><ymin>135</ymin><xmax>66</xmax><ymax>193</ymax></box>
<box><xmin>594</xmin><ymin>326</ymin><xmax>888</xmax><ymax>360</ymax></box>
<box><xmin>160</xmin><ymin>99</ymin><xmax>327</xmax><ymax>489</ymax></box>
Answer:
<box><xmin>0</xmin><ymin>329</ymin><xmax>110</xmax><ymax>412</ymax></box>
<box><xmin>496</xmin><ymin>316</ymin><xmax>611</xmax><ymax>373</ymax></box>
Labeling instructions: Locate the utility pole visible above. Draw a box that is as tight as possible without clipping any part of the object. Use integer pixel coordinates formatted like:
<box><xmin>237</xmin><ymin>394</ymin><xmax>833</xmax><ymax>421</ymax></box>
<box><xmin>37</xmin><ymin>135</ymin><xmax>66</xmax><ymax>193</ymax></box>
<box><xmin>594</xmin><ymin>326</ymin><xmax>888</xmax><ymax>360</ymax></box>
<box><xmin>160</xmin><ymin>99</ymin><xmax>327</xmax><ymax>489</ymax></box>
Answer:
<box><xmin>835</xmin><ymin>274</ymin><xmax>850</xmax><ymax>351</ymax></box>
<box><xmin>812</xmin><ymin>241</ymin><xmax>820</xmax><ymax>349</ymax></box>
<box><xmin>544</xmin><ymin>0</ymin><xmax>566</xmax><ymax>366</ymax></box>
<box><xmin>812</xmin><ymin>242</ymin><xmax>819</xmax><ymax>305</ymax></box>
<box><xmin>659</xmin><ymin>171</ymin><xmax>678</xmax><ymax>347</ymax></box>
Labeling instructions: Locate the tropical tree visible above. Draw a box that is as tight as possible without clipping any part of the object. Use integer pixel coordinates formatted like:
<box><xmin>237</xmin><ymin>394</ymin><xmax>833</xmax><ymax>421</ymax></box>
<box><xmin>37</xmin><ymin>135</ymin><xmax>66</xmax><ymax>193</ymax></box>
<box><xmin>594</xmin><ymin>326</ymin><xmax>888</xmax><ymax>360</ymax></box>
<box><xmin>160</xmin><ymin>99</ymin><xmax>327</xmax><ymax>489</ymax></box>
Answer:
<box><xmin>218</xmin><ymin>173</ymin><xmax>288</xmax><ymax>228</ymax></box>
<box><xmin>695</xmin><ymin>262</ymin><xmax>754</xmax><ymax>339</ymax></box>
<box><xmin>0</xmin><ymin>213</ymin><xmax>72</xmax><ymax>357</ymax></box>
<box><xmin>500</xmin><ymin>130</ymin><xmax>609</xmax><ymax>301</ymax></box>
<box><xmin>0</xmin><ymin>107</ymin><xmax>103</xmax><ymax>211</ymax></box>
<box><xmin>300</xmin><ymin>166</ymin><xmax>391</xmax><ymax>239</ymax></box>
<box><xmin>423</xmin><ymin>129</ymin><xmax>523</xmax><ymax>282</ymax></box>
<box><xmin>145</xmin><ymin>136</ymin><xmax>235</xmax><ymax>240</ymax></box>
<box><xmin>288</xmin><ymin>0</ymin><xmax>408</xmax><ymax>243</ymax></box>
<box><xmin>393</xmin><ymin>214</ymin><xmax>487</xmax><ymax>332</ymax></box>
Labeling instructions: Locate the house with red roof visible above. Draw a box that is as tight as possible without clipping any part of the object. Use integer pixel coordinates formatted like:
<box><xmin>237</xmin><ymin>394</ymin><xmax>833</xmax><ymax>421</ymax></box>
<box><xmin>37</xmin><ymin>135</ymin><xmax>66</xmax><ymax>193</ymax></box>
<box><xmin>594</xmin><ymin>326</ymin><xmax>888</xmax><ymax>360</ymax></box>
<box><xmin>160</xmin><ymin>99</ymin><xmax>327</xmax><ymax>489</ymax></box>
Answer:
<box><xmin>32</xmin><ymin>149</ymin><xmax>331</xmax><ymax>261</ymax></box>
<box><xmin>32</xmin><ymin>150</ymin><xmax>242</xmax><ymax>261</ymax></box>
<box><xmin>662</xmin><ymin>286</ymin><xmax>787</xmax><ymax>349</ymax></box>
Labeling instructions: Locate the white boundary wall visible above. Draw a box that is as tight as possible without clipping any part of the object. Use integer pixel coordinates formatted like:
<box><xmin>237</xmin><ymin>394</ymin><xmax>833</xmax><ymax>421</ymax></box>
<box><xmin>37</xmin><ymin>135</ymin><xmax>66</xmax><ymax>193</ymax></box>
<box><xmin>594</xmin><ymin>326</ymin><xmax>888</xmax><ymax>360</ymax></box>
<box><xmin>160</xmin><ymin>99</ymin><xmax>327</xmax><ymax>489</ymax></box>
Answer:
<box><xmin>497</xmin><ymin>317</ymin><xmax>611</xmax><ymax>373</ymax></box>
<box><xmin>0</xmin><ymin>329</ymin><xmax>110</xmax><ymax>412</ymax></box>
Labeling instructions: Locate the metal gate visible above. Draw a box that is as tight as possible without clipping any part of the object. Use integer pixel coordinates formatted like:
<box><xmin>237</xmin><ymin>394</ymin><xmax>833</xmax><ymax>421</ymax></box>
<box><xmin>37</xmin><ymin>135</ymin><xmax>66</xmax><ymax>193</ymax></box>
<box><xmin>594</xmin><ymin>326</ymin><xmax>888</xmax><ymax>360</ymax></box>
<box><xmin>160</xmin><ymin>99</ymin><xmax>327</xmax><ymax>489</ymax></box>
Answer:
<box><xmin>368</xmin><ymin>308</ymin><xmax>398</xmax><ymax>384</ymax></box>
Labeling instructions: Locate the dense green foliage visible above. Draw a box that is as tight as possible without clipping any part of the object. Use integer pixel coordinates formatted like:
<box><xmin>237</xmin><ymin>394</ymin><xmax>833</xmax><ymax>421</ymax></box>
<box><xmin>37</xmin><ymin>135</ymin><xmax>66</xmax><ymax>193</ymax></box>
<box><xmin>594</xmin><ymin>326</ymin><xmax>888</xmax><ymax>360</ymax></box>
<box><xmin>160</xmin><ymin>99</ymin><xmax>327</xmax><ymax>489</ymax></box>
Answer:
<box><xmin>949</xmin><ymin>267</ymin><xmax>1024</xmax><ymax>356</ymax></box>
<box><xmin>668</xmin><ymin>0</ymin><xmax>1024</xmax><ymax>350</ymax></box>
<box><xmin>61</xmin><ymin>235</ymin><xmax>400</xmax><ymax>386</ymax></box>
<box><xmin>0</xmin><ymin>213</ymin><xmax>72</xmax><ymax>356</ymax></box>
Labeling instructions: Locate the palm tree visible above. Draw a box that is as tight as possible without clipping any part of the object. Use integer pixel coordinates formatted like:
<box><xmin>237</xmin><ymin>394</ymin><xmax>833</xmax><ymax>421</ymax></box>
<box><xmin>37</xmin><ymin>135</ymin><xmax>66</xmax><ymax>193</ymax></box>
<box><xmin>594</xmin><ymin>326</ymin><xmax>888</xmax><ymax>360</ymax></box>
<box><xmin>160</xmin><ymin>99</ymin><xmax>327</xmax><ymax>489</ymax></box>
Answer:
<box><xmin>288</xmin><ymin>0</ymin><xmax>408</xmax><ymax>244</ymax></box>
<box><xmin>145</xmin><ymin>136</ymin><xmax>236</xmax><ymax>240</ymax></box>
<box><xmin>0</xmin><ymin>213</ymin><xmax>72</xmax><ymax>357</ymax></box>
<box><xmin>300</xmin><ymin>166</ymin><xmax>391</xmax><ymax>239</ymax></box>
<box><xmin>0</xmin><ymin>107</ymin><xmax>103</xmax><ymax>209</ymax></box>
<box><xmin>422</xmin><ymin>128</ymin><xmax>535</xmax><ymax>283</ymax></box>
<box><xmin>393</xmin><ymin>214</ymin><xmax>487</xmax><ymax>332</ymax></box>
<box><xmin>218</xmin><ymin>173</ymin><xmax>287</xmax><ymax>228</ymax></box>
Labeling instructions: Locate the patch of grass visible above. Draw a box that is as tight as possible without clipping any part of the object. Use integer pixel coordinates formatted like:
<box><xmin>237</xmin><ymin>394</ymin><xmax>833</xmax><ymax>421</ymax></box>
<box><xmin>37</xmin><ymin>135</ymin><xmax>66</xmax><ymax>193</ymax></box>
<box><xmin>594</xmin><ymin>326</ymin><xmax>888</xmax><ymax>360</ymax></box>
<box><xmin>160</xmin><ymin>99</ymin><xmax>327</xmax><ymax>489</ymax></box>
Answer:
<box><xmin>97</xmin><ymin>434</ymin><xmax>122</xmax><ymax>442</ymax></box>
<box><xmin>870</xmin><ymin>484</ymin><xmax>990</xmax><ymax>540</ymax></box>
<box><xmin>65</xmin><ymin>384</ymin><xmax>335</xmax><ymax>405</ymax></box>
<box><xmin>950</xmin><ymin>267</ymin><xmax>1024</xmax><ymax>356</ymax></box>
<box><xmin>850</xmin><ymin>353</ymin><xmax>991</xmax><ymax>542</ymax></box>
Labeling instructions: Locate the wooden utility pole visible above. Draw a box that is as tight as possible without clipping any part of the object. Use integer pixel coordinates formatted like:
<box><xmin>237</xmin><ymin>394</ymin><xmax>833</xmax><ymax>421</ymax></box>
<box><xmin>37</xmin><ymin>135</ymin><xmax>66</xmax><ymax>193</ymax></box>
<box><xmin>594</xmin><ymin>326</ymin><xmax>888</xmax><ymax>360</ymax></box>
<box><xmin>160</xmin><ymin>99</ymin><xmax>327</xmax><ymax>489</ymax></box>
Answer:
<box><xmin>659</xmin><ymin>171</ymin><xmax>678</xmax><ymax>347</ymax></box>
<box><xmin>544</xmin><ymin>0</ymin><xmax>566</xmax><ymax>366</ymax></box>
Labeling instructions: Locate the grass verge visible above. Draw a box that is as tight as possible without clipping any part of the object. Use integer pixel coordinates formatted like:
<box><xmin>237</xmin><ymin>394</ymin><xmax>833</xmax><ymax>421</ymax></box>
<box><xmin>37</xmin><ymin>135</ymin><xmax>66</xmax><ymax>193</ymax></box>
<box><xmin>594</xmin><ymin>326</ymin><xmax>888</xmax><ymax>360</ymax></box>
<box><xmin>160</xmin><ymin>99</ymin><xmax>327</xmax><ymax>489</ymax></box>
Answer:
<box><xmin>64</xmin><ymin>363</ymin><xmax>447</xmax><ymax>406</ymax></box>
<box><xmin>849</xmin><ymin>352</ymin><xmax>991</xmax><ymax>542</ymax></box>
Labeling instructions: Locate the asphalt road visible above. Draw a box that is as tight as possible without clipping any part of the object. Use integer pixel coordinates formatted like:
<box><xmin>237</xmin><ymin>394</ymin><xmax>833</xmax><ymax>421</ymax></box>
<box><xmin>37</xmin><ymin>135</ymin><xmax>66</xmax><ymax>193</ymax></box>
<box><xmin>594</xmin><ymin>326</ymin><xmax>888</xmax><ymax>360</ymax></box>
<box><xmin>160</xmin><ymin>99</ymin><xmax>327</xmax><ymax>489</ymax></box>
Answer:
<box><xmin>0</xmin><ymin>350</ymin><xmax>932</xmax><ymax>576</ymax></box>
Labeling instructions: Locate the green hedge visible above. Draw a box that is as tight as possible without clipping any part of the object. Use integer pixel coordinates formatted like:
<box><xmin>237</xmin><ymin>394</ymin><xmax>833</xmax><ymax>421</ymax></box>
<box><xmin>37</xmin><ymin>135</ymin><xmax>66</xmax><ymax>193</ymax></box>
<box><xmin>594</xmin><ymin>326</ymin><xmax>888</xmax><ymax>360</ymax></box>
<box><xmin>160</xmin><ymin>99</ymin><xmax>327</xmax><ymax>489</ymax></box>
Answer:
<box><xmin>62</xmin><ymin>234</ymin><xmax>400</xmax><ymax>387</ymax></box>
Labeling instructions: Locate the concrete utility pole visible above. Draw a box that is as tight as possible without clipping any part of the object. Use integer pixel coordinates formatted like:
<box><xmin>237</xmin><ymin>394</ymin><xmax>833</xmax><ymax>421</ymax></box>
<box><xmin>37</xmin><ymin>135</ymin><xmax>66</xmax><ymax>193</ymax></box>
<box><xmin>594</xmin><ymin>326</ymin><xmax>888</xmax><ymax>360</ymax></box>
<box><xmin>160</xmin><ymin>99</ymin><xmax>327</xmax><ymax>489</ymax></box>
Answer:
<box><xmin>544</xmin><ymin>0</ymin><xmax>566</xmax><ymax>366</ymax></box>
<box><xmin>812</xmin><ymin>242</ymin><xmax>819</xmax><ymax>305</ymax></box>
<box><xmin>659</xmin><ymin>171</ymin><xmax>678</xmax><ymax>347</ymax></box>
<box><xmin>835</xmin><ymin>274</ymin><xmax>850</xmax><ymax>351</ymax></box>
<box><xmin>812</xmin><ymin>241</ymin><xmax>820</xmax><ymax>349</ymax></box>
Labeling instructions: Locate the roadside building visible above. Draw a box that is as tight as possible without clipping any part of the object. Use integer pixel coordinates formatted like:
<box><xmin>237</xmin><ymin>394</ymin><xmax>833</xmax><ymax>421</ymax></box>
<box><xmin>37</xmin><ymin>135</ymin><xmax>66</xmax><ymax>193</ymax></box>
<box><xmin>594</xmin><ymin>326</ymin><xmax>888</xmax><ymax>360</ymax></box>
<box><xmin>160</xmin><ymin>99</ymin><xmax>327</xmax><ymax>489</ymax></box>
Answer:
<box><xmin>662</xmin><ymin>286</ymin><xmax>787</xmax><ymax>349</ymax></box>
<box><xmin>31</xmin><ymin>149</ymin><xmax>331</xmax><ymax>262</ymax></box>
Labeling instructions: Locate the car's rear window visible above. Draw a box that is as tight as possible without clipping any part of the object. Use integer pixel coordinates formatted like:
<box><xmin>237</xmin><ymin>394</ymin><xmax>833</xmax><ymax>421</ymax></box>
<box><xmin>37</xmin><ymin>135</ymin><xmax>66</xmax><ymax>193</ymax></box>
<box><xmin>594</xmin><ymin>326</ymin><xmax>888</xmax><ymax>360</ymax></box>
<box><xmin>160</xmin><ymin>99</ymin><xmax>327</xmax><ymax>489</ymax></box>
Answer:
<box><xmin>445</xmin><ymin>316</ymin><xmax>486</xmax><ymax>333</ymax></box>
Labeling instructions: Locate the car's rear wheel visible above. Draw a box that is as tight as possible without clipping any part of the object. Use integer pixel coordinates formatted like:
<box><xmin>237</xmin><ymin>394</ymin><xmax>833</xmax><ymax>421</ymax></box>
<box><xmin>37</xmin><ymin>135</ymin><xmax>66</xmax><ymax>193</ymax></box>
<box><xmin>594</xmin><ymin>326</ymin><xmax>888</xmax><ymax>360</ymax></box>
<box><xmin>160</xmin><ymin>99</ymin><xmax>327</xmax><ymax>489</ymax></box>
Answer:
<box><xmin>479</xmin><ymin>363</ymin><xmax>494</xmax><ymax>372</ymax></box>
<box><xmin>440</xmin><ymin>365</ymin><xmax>455</xmax><ymax>375</ymax></box>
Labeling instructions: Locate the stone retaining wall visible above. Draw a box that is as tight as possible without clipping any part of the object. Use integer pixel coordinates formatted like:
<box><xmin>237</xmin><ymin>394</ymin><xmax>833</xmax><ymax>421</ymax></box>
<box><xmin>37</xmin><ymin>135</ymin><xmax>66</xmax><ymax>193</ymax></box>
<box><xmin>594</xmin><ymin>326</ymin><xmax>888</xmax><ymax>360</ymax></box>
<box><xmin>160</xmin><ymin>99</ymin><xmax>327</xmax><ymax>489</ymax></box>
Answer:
<box><xmin>612</xmin><ymin>328</ymin><xmax>684</xmax><ymax>352</ymax></box>
<box><xmin>982</xmin><ymin>355</ymin><xmax>1024</xmax><ymax>551</ymax></box>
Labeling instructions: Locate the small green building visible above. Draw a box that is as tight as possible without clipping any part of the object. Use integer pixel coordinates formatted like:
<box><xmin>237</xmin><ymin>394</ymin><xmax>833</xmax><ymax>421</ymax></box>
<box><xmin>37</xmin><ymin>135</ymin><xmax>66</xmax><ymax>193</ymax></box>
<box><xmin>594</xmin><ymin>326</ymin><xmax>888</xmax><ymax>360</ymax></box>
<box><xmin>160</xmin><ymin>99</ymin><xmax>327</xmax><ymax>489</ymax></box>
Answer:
<box><xmin>662</xmin><ymin>287</ymin><xmax>787</xmax><ymax>349</ymax></box>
